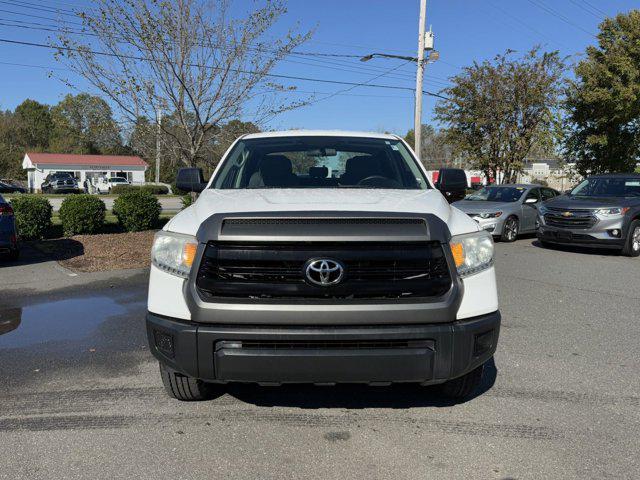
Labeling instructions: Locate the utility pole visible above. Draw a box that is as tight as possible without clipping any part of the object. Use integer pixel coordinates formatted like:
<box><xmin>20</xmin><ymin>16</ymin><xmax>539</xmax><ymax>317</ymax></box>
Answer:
<box><xmin>155</xmin><ymin>107</ymin><xmax>162</xmax><ymax>184</ymax></box>
<box><xmin>414</xmin><ymin>0</ymin><xmax>428</xmax><ymax>159</ymax></box>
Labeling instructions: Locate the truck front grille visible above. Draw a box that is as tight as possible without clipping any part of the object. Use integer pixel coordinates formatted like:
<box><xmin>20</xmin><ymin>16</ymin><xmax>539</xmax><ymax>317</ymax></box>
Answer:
<box><xmin>544</xmin><ymin>208</ymin><xmax>596</xmax><ymax>229</ymax></box>
<box><xmin>196</xmin><ymin>241</ymin><xmax>451</xmax><ymax>301</ymax></box>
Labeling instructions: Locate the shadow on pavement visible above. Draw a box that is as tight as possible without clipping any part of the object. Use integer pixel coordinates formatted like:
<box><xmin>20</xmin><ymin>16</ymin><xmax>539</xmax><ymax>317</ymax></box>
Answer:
<box><xmin>0</xmin><ymin>239</ymin><xmax>84</xmax><ymax>268</ymax></box>
<box><xmin>530</xmin><ymin>239</ymin><xmax>622</xmax><ymax>257</ymax></box>
<box><xmin>224</xmin><ymin>357</ymin><xmax>498</xmax><ymax>409</ymax></box>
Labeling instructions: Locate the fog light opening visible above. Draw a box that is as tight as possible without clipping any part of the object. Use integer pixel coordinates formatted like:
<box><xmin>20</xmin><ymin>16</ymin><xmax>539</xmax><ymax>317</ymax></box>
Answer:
<box><xmin>608</xmin><ymin>229</ymin><xmax>621</xmax><ymax>238</ymax></box>
<box><xmin>474</xmin><ymin>330</ymin><xmax>494</xmax><ymax>356</ymax></box>
<box><xmin>154</xmin><ymin>330</ymin><xmax>175</xmax><ymax>358</ymax></box>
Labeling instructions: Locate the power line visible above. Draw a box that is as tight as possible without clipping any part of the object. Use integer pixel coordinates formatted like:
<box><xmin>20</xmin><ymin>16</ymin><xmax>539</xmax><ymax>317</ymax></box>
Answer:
<box><xmin>580</xmin><ymin>0</ymin><xmax>608</xmax><ymax>18</ymax></box>
<box><xmin>568</xmin><ymin>0</ymin><xmax>605</xmax><ymax>20</ymax></box>
<box><xmin>525</xmin><ymin>0</ymin><xmax>597</xmax><ymax>38</ymax></box>
<box><xmin>0</xmin><ymin>36</ymin><xmax>447</xmax><ymax>98</ymax></box>
<box><xmin>0</xmin><ymin>13</ymin><xmax>453</xmax><ymax>86</ymax></box>
<box><xmin>485</xmin><ymin>0</ymin><xmax>568</xmax><ymax>49</ymax></box>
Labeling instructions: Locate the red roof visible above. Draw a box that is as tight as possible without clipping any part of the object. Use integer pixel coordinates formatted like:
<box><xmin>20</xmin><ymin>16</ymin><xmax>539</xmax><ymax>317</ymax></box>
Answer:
<box><xmin>27</xmin><ymin>152</ymin><xmax>148</xmax><ymax>167</ymax></box>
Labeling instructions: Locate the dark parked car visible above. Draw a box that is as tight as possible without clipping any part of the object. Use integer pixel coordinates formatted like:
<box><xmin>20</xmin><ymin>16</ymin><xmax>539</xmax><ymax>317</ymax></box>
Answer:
<box><xmin>537</xmin><ymin>173</ymin><xmax>640</xmax><ymax>257</ymax></box>
<box><xmin>0</xmin><ymin>194</ymin><xmax>19</xmax><ymax>260</ymax></box>
<box><xmin>41</xmin><ymin>172</ymin><xmax>79</xmax><ymax>194</ymax></box>
<box><xmin>0</xmin><ymin>181</ymin><xmax>26</xmax><ymax>194</ymax></box>
<box><xmin>434</xmin><ymin>168</ymin><xmax>468</xmax><ymax>203</ymax></box>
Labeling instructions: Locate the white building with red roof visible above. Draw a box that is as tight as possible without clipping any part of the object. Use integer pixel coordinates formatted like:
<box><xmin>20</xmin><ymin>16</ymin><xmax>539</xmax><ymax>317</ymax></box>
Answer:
<box><xmin>22</xmin><ymin>152</ymin><xmax>148</xmax><ymax>192</ymax></box>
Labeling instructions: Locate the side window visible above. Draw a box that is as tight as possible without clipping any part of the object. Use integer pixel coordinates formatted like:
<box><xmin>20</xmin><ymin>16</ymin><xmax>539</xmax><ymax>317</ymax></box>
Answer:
<box><xmin>525</xmin><ymin>188</ymin><xmax>541</xmax><ymax>202</ymax></box>
<box><xmin>540</xmin><ymin>188</ymin><xmax>555</xmax><ymax>201</ymax></box>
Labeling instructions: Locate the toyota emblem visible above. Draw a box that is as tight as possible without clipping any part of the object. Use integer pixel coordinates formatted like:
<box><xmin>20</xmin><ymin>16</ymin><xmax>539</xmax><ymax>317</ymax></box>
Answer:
<box><xmin>304</xmin><ymin>259</ymin><xmax>344</xmax><ymax>286</ymax></box>
<box><xmin>561</xmin><ymin>211</ymin><xmax>573</xmax><ymax>217</ymax></box>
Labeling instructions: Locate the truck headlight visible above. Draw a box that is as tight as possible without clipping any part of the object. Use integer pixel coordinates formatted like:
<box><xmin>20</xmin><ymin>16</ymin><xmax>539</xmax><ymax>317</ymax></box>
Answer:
<box><xmin>449</xmin><ymin>231</ymin><xmax>494</xmax><ymax>278</ymax></box>
<box><xmin>594</xmin><ymin>207</ymin><xmax>629</xmax><ymax>217</ymax></box>
<box><xmin>151</xmin><ymin>231</ymin><xmax>198</xmax><ymax>278</ymax></box>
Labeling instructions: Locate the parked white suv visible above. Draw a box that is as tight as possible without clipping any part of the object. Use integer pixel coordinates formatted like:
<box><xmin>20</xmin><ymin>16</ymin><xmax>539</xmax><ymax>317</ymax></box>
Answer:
<box><xmin>147</xmin><ymin>131</ymin><xmax>500</xmax><ymax>400</ymax></box>
<box><xmin>95</xmin><ymin>176</ymin><xmax>130</xmax><ymax>193</ymax></box>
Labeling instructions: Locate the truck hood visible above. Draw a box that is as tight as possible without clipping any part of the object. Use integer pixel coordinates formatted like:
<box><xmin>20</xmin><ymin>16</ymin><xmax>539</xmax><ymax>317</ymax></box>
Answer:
<box><xmin>166</xmin><ymin>188</ymin><xmax>479</xmax><ymax>237</ymax></box>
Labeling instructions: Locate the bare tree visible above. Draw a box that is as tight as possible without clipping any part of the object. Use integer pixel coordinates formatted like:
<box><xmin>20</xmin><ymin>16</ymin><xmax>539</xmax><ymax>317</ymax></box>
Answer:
<box><xmin>54</xmin><ymin>0</ymin><xmax>311</xmax><ymax>167</ymax></box>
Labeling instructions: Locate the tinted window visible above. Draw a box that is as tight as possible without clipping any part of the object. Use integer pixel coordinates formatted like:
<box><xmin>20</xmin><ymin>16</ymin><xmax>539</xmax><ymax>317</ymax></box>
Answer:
<box><xmin>571</xmin><ymin>177</ymin><xmax>640</xmax><ymax>197</ymax></box>
<box><xmin>465</xmin><ymin>186</ymin><xmax>525</xmax><ymax>202</ymax></box>
<box><xmin>212</xmin><ymin>137</ymin><xmax>429</xmax><ymax>190</ymax></box>
<box><xmin>540</xmin><ymin>188</ymin><xmax>556</xmax><ymax>201</ymax></box>
<box><xmin>440</xmin><ymin>169</ymin><xmax>467</xmax><ymax>189</ymax></box>
<box><xmin>525</xmin><ymin>188</ymin><xmax>541</xmax><ymax>202</ymax></box>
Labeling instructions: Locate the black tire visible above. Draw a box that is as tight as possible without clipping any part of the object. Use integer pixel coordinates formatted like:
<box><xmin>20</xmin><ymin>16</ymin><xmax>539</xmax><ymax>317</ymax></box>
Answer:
<box><xmin>621</xmin><ymin>219</ymin><xmax>640</xmax><ymax>257</ymax></box>
<box><xmin>8</xmin><ymin>249</ymin><xmax>19</xmax><ymax>261</ymax></box>
<box><xmin>439</xmin><ymin>364</ymin><xmax>484</xmax><ymax>399</ymax></box>
<box><xmin>500</xmin><ymin>216</ymin><xmax>519</xmax><ymax>242</ymax></box>
<box><xmin>159</xmin><ymin>362</ymin><xmax>220</xmax><ymax>401</ymax></box>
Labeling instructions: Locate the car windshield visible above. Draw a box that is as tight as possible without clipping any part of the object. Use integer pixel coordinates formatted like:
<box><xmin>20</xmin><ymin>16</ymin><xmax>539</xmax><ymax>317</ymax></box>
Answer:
<box><xmin>211</xmin><ymin>136</ymin><xmax>429</xmax><ymax>189</ymax></box>
<box><xmin>571</xmin><ymin>177</ymin><xmax>640</xmax><ymax>197</ymax></box>
<box><xmin>464</xmin><ymin>186</ymin><xmax>525</xmax><ymax>202</ymax></box>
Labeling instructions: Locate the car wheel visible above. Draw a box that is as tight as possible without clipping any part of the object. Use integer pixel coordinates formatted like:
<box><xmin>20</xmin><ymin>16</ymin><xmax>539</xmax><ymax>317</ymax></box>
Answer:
<box><xmin>159</xmin><ymin>362</ymin><xmax>221</xmax><ymax>401</ymax></box>
<box><xmin>439</xmin><ymin>364</ymin><xmax>484</xmax><ymax>399</ymax></box>
<box><xmin>500</xmin><ymin>216</ymin><xmax>519</xmax><ymax>242</ymax></box>
<box><xmin>621</xmin><ymin>220</ymin><xmax>640</xmax><ymax>257</ymax></box>
<box><xmin>8</xmin><ymin>249</ymin><xmax>19</xmax><ymax>261</ymax></box>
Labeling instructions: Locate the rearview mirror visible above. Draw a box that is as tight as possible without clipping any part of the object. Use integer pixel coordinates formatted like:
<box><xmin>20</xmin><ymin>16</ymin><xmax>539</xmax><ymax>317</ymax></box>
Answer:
<box><xmin>176</xmin><ymin>168</ymin><xmax>207</xmax><ymax>193</ymax></box>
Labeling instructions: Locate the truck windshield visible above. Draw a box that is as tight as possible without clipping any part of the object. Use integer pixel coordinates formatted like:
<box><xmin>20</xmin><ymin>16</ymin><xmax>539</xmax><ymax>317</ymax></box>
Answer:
<box><xmin>465</xmin><ymin>186</ymin><xmax>524</xmax><ymax>202</ymax></box>
<box><xmin>571</xmin><ymin>177</ymin><xmax>640</xmax><ymax>197</ymax></box>
<box><xmin>211</xmin><ymin>136</ymin><xmax>429</xmax><ymax>189</ymax></box>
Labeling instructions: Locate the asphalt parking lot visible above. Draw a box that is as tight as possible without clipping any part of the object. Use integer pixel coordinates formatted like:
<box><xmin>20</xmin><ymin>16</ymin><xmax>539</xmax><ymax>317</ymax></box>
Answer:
<box><xmin>0</xmin><ymin>238</ymin><xmax>638</xmax><ymax>480</ymax></box>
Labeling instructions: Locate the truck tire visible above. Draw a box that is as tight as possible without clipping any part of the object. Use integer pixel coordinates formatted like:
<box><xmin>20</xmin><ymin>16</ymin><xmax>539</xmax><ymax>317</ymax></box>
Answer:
<box><xmin>621</xmin><ymin>220</ymin><xmax>640</xmax><ymax>257</ymax></box>
<box><xmin>159</xmin><ymin>362</ymin><xmax>219</xmax><ymax>401</ymax></box>
<box><xmin>439</xmin><ymin>363</ymin><xmax>484</xmax><ymax>399</ymax></box>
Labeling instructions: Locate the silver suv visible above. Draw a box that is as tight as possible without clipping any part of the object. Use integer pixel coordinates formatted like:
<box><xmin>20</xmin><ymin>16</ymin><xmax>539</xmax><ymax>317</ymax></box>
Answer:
<box><xmin>537</xmin><ymin>173</ymin><xmax>640</xmax><ymax>257</ymax></box>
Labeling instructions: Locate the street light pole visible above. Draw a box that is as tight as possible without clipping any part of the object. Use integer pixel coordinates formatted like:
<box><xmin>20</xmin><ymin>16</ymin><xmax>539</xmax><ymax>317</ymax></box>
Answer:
<box><xmin>414</xmin><ymin>0</ymin><xmax>428</xmax><ymax>159</ymax></box>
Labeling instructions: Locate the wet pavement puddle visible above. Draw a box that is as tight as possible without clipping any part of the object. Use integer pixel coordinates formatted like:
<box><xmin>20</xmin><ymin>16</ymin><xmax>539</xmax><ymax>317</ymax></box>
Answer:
<box><xmin>0</xmin><ymin>296</ymin><xmax>140</xmax><ymax>349</ymax></box>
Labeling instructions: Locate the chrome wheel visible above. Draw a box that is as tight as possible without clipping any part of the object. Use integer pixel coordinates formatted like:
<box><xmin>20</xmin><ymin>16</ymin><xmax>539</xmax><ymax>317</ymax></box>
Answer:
<box><xmin>632</xmin><ymin>226</ymin><xmax>640</xmax><ymax>252</ymax></box>
<box><xmin>503</xmin><ymin>218</ymin><xmax>518</xmax><ymax>241</ymax></box>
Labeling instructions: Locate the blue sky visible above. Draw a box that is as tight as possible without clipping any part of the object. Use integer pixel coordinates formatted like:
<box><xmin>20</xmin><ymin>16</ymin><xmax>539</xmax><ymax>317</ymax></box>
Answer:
<box><xmin>0</xmin><ymin>0</ymin><xmax>637</xmax><ymax>136</ymax></box>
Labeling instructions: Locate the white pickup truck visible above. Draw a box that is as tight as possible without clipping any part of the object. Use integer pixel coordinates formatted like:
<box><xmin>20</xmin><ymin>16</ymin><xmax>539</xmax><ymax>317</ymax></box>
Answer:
<box><xmin>146</xmin><ymin>131</ymin><xmax>500</xmax><ymax>400</ymax></box>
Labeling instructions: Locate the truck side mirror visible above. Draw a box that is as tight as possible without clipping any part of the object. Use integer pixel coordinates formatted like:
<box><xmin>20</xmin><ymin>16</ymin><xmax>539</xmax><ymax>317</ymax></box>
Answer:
<box><xmin>176</xmin><ymin>168</ymin><xmax>208</xmax><ymax>193</ymax></box>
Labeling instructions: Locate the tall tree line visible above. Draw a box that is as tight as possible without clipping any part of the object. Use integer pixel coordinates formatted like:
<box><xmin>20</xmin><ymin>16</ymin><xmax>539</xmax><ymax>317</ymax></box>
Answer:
<box><xmin>0</xmin><ymin>93</ymin><xmax>126</xmax><ymax>179</ymax></box>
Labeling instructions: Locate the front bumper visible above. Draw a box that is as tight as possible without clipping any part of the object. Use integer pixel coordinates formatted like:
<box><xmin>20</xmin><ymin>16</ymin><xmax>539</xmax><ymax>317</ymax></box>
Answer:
<box><xmin>146</xmin><ymin>310</ymin><xmax>500</xmax><ymax>385</ymax></box>
<box><xmin>537</xmin><ymin>225</ymin><xmax>626</xmax><ymax>249</ymax></box>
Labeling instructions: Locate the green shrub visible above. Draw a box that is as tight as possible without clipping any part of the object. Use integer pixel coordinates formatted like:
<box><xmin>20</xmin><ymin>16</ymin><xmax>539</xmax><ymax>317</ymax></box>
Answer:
<box><xmin>181</xmin><ymin>194</ymin><xmax>193</xmax><ymax>209</ymax></box>
<box><xmin>10</xmin><ymin>195</ymin><xmax>52</xmax><ymax>240</ymax></box>
<box><xmin>110</xmin><ymin>184</ymin><xmax>133</xmax><ymax>194</ymax></box>
<box><xmin>111</xmin><ymin>184</ymin><xmax>169</xmax><ymax>195</ymax></box>
<box><xmin>58</xmin><ymin>194</ymin><xmax>106</xmax><ymax>236</ymax></box>
<box><xmin>112</xmin><ymin>190</ymin><xmax>161</xmax><ymax>232</ymax></box>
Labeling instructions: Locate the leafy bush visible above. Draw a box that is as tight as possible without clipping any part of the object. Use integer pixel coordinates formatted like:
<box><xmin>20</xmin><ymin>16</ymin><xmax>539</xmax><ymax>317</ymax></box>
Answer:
<box><xmin>10</xmin><ymin>195</ymin><xmax>52</xmax><ymax>240</ymax></box>
<box><xmin>111</xmin><ymin>184</ymin><xmax>169</xmax><ymax>195</ymax></box>
<box><xmin>58</xmin><ymin>194</ymin><xmax>106</xmax><ymax>236</ymax></box>
<box><xmin>181</xmin><ymin>194</ymin><xmax>194</xmax><ymax>209</ymax></box>
<box><xmin>112</xmin><ymin>190</ymin><xmax>161</xmax><ymax>232</ymax></box>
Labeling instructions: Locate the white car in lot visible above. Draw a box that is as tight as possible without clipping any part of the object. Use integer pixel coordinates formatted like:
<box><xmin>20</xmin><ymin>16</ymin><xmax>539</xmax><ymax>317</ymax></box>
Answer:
<box><xmin>95</xmin><ymin>177</ymin><xmax>130</xmax><ymax>194</ymax></box>
<box><xmin>146</xmin><ymin>130</ymin><xmax>501</xmax><ymax>401</ymax></box>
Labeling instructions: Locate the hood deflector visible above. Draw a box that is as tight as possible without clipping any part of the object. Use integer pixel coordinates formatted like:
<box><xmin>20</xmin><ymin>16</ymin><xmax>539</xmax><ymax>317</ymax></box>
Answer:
<box><xmin>196</xmin><ymin>211</ymin><xmax>452</xmax><ymax>243</ymax></box>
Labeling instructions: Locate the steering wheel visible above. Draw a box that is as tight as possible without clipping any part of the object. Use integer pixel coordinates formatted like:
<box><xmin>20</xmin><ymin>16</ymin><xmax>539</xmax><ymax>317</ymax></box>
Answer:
<box><xmin>356</xmin><ymin>176</ymin><xmax>402</xmax><ymax>188</ymax></box>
